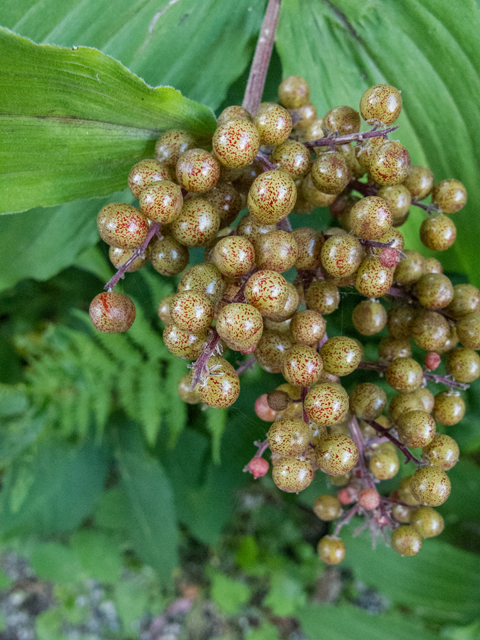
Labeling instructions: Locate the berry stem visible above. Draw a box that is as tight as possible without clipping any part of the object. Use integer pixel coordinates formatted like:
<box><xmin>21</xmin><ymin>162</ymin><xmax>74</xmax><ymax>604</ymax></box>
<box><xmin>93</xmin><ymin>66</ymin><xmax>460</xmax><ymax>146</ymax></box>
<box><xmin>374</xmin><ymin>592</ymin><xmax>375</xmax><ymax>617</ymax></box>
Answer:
<box><xmin>235</xmin><ymin>355</ymin><xmax>256</xmax><ymax>375</ymax></box>
<box><xmin>104</xmin><ymin>222</ymin><xmax>161</xmax><ymax>291</ymax></box>
<box><xmin>189</xmin><ymin>330</ymin><xmax>221</xmax><ymax>390</ymax></box>
<box><xmin>300</xmin><ymin>386</ymin><xmax>309</xmax><ymax>423</ymax></box>
<box><xmin>357</xmin><ymin>360</ymin><xmax>469</xmax><ymax>390</ymax></box>
<box><xmin>304</xmin><ymin>125</ymin><xmax>399</xmax><ymax>150</ymax></box>
<box><xmin>349</xmin><ymin>179</ymin><xmax>441</xmax><ymax>215</ymax></box>
<box><xmin>253</xmin><ymin>438</ymin><xmax>270</xmax><ymax>458</ymax></box>
<box><xmin>242</xmin><ymin>0</ymin><xmax>282</xmax><ymax>115</ymax></box>
<box><xmin>256</xmin><ymin>150</ymin><xmax>278</xmax><ymax>171</ymax></box>
<box><xmin>333</xmin><ymin>503</ymin><xmax>360</xmax><ymax>537</ymax></box>
<box><xmin>363</xmin><ymin>419</ymin><xmax>425</xmax><ymax>467</ymax></box>
<box><xmin>348</xmin><ymin>416</ymin><xmax>376</xmax><ymax>490</ymax></box>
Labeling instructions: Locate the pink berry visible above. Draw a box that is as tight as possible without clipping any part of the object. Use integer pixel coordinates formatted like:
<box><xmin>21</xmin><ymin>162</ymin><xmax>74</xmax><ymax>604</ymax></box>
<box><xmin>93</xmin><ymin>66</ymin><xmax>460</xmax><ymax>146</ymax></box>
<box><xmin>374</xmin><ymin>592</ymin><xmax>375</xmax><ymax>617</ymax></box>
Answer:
<box><xmin>358</xmin><ymin>488</ymin><xmax>380</xmax><ymax>510</ymax></box>
<box><xmin>380</xmin><ymin>247</ymin><xmax>401</xmax><ymax>269</ymax></box>
<box><xmin>425</xmin><ymin>352</ymin><xmax>441</xmax><ymax>370</ymax></box>
<box><xmin>338</xmin><ymin>486</ymin><xmax>357</xmax><ymax>505</ymax></box>
<box><xmin>255</xmin><ymin>394</ymin><xmax>277</xmax><ymax>421</ymax></box>
<box><xmin>248</xmin><ymin>457</ymin><xmax>269</xmax><ymax>479</ymax></box>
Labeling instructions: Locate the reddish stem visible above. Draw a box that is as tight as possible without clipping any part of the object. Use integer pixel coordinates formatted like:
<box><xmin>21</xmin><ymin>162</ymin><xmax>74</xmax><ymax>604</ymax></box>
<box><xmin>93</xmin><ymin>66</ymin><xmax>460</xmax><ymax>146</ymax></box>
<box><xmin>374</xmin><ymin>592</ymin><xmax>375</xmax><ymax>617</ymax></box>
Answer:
<box><xmin>235</xmin><ymin>355</ymin><xmax>256</xmax><ymax>375</ymax></box>
<box><xmin>304</xmin><ymin>125</ymin><xmax>399</xmax><ymax>150</ymax></box>
<box><xmin>256</xmin><ymin>151</ymin><xmax>278</xmax><ymax>171</ymax></box>
<box><xmin>301</xmin><ymin>386</ymin><xmax>309</xmax><ymax>423</ymax></box>
<box><xmin>364</xmin><ymin>419</ymin><xmax>425</xmax><ymax>467</ymax></box>
<box><xmin>242</xmin><ymin>0</ymin><xmax>282</xmax><ymax>115</ymax></box>
<box><xmin>189</xmin><ymin>330</ymin><xmax>221</xmax><ymax>390</ymax></box>
<box><xmin>349</xmin><ymin>179</ymin><xmax>441</xmax><ymax>215</ymax></box>
<box><xmin>348</xmin><ymin>416</ymin><xmax>376</xmax><ymax>490</ymax></box>
<box><xmin>333</xmin><ymin>503</ymin><xmax>360</xmax><ymax>537</ymax></box>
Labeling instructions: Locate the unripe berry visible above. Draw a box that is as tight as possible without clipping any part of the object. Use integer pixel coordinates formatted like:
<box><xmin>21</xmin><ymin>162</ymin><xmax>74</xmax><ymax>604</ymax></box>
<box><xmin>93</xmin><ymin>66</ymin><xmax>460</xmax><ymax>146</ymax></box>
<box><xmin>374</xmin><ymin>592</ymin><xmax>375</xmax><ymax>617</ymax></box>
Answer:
<box><xmin>158</xmin><ymin>294</ymin><xmax>174</xmax><ymax>324</ymax></box>
<box><xmin>379</xmin><ymin>337</ymin><xmax>412</xmax><ymax>361</ymax></box>
<box><xmin>254</xmin><ymin>394</ymin><xmax>277</xmax><ymax>422</ymax></box>
<box><xmin>422</xmin><ymin>434</ymin><xmax>459</xmax><ymax>471</ymax></box>
<box><xmin>369</xmin><ymin>446</ymin><xmax>399</xmax><ymax>480</ymax></box>
<box><xmin>170</xmin><ymin>291</ymin><xmax>215</xmax><ymax>334</ymax></box>
<box><xmin>138</xmin><ymin>181</ymin><xmax>183</xmax><ymax>223</ymax></box>
<box><xmin>254</xmin><ymin>230</ymin><xmax>298</xmax><ymax>273</ymax></box>
<box><xmin>323</xmin><ymin>105</ymin><xmax>360</xmax><ymax>135</ymax></box>
<box><xmin>254</xmin><ymin>330</ymin><xmax>293</xmax><ymax>374</ymax></box>
<box><xmin>170</xmin><ymin>199</ymin><xmax>220</xmax><ymax>247</ymax></box>
<box><xmin>128</xmin><ymin>159</ymin><xmax>173</xmax><ymax>199</ymax></box>
<box><xmin>320</xmin><ymin>336</ymin><xmax>363</xmax><ymax>376</ymax></box>
<box><xmin>321</xmin><ymin>235</ymin><xmax>363</xmax><ymax>277</ymax></box>
<box><xmin>278</xmin><ymin>76</ymin><xmax>311</xmax><ymax>109</ymax></box>
<box><xmin>272</xmin><ymin>140</ymin><xmax>312</xmax><ymax>178</ymax></box>
<box><xmin>355</xmin><ymin>256</ymin><xmax>394</xmax><ymax>298</ymax></box>
<box><xmin>411</xmin><ymin>311</ymin><xmax>450</xmax><ymax>352</ymax></box>
<box><xmin>445</xmin><ymin>284</ymin><xmax>480</xmax><ymax>318</ymax></box>
<box><xmin>349</xmin><ymin>383</ymin><xmax>387</xmax><ymax>420</ymax></box>
<box><xmin>244</xmin><ymin>270</ymin><xmax>289</xmax><ymax>317</ymax></box>
<box><xmin>313</xmin><ymin>494</ymin><xmax>342</xmax><ymax>521</ymax></box>
<box><xmin>89</xmin><ymin>292</ymin><xmax>136</xmax><ymax>333</ymax></box>
<box><xmin>414</xmin><ymin>273</ymin><xmax>454</xmax><ymax>310</ymax></box>
<box><xmin>397</xmin><ymin>410</ymin><xmax>436</xmax><ymax>448</ymax></box>
<box><xmin>317</xmin><ymin>536</ymin><xmax>346</xmax><ymax>565</ymax></box>
<box><xmin>385</xmin><ymin>357</ymin><xmax>424</xmax><ymax>392</ymax></box>
<box><xmin>311</xmin><ymin>152</ymin><xmax>350</xmax><ymax>195</ymax></box>
<box><xmin>446</xmin><ymin>347</ymin><xmax>480</xmax><ymax>383</ymax></box>
<box><xmin>282</xmin><ymin>344</ymin><xmax>323</xmax><ymax>387</ymax></box>
<box><xmin>433</xmin><ymin>391</ymin><xmax>465</xmax><ymax>426</ymax></box>
<box><xmin>420</xmin><ymin>214</ymin><xmax>457</xmax><ymax>252</ymax></box>
<box><xmin>377</xmin><ymin>185</ymin><xmax>411</xmax><ymax>223</ymax></box>
<box><xmin>369</xmin><ymin>141</ymin><xmax>411</xmax><ymax>186</ymax></box>
<box><xmin>352</xmin><ymin>300</ymin><xmax>387</xmax><ymax>336</ymax></box>
<box><xmin>216</xmin><ymin>303</ymin><xmax>263</xmax><ymax>352</ymax></box>
<box><xmin>360</xmin><ymin>84</ymin><xmax>402</xmax><ymax>125</ymax></box>
<box><xmin>305</xmin><ymin>280</ymin><xmax>340</xmax><ymax>315</ymax></box>
<box><xmin>213</xmin><ymin>236</ymin><xmax>255</xmax><ymax>277</ymax></box>
<box><xmin>388</xmin><ymin>392</ymin><xmax>425</xmax><ymax>423</ymax></box>
<box><xmin>394</xmin><ymin>250</ymin><xmax>425</xmax><ymax>285</ymax></box>
<box><xmin>292</xmin><ymin>227</ymin><xmax>323</xmax><ymax>270</ymax></box>
<box><xmin>410</xmin><ymin>466</ymin><xmax>451</xmax><ymax>507</ymax></box>
<box><xmin>403</xmin><ymin>165</ymin><xmax>434</xmax><ymax>200</ymax></box>
<box><xmin>349</xmin><ymin>196</ymin><xmax>393</xmax><ymax>240</ymax></box>
<box><xmin>97</xmin><ymin>203</ymin><xmax>150</xmax><ymax>249</ymax></box>
<box><xmin>217</xmin><ymin>106</ymin><xmax>252</xmax><ymax>127</ymax></box>
<box><xmin>248</xmin><ymin>170</ymin><xmax>297</xmax><ymax>224</ymax></box>
<box><xmin>163</xmin><ymin>324</ymin><xmax>208</xmax><ymax>360</ymax></box>
<box><xmin>431</xmin><ymin>179</ymin><xmax>467</xmax><ymax>213</ymax></box>
<box><xmin>200</xmin><ymin>183</ymin><xmax>243</xmax><ymax>229</ymax></box>
<box><xmin>457</xmin><ymin>313</ymin><xmax>480</xmax><ymax>350</ymax></box>
<box><xmin>268</xmin><ymin>418</ymin><xmax>310</xmax><ymax>456</ymax></box>
<box><xmin>150</xmin><ymin>236</ymin><xmax>189</xmax><ymax>276</ymax></box>
<box><xmin>253</xmin><ymin>102</ymin><xmax>292</xmax><ymax>145</ymax></box>
<box><xmin>397</xmin><ymin>476</ymin><xmax>421</xmax><ymax>506</ymax></box>
<box><xmin>410</xmin><ymin>507</ymin><xmax>444</xmax><ymax>538</ymax></box>
<box><xmin>304</xmin><ymin>383</ymin><xmax>349</xmax><ymax>426</ymax></box>
<box><xmin>272</xmin><ymin>456</ymin><xmax>314</xmax><ymax>493</ymax></box>
<box><xmin>300</xmin><ymin>172</ymin><xmax>337</xmax><ymax>207</ymax></box>
<box><xmin>176</xmin><ymin>149</ymin><xmax>220</xmax><ymax>193</ymax></box>
<box><xmin>109</xmin><ymin>246</ymin><xmax>148</xmax><ymax>273</ymax></box>
<box><xmin>387</xmin><ymin>305</ymin><xmax>417</xmax><ymax>339</ymax></box>
<box><xmin>199</xmin><ymin>357</ymin><xmax>240</xmax><ymax>408</ymax></box>
<box><xmin>177</xmin><ymin>263</ymin><xmax>226</xmax><ymax>304</ymax></box>
<box><xmin>391</xmin><ymin>525</ymin><xmax>422</xmax><ymax>557</ymax></box>
<box><xmin>213</xmin><ymin>120</ymin><xmax>260</xmax><ymax>169</ymax></box>
<box><xmin>290</xmin><ymin>310</ymin><xmax>326</xmax><ymax>346</ymax></box>
<box><xmin>154</xmin><ymin>130</ymin><xmax>196</xmax><ymax>168</ymax></box>
<box><xmin>178</xmin><ymin>374</ymin><xmax>202</xmax><ymax>404</ymax></box>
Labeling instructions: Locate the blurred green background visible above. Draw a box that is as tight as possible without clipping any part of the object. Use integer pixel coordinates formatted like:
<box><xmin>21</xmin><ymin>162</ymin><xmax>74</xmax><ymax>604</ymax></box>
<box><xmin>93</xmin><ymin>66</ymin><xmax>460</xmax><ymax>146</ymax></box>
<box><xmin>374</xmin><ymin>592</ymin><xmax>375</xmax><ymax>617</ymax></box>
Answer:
<box><xmin>0</xmin><ymin>1</ymin><xmax>479</xmax><ymax>638</ymax></box>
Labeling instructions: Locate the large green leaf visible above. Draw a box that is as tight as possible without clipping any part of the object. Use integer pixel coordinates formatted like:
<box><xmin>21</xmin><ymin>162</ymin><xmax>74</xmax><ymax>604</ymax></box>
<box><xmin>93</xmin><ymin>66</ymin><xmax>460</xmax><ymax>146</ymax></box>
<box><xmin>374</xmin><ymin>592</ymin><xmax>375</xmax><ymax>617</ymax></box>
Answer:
<box><xmin>0</xmin><ymin>436</ymin><xmax>109</xmax><ymax>537</ymax></box>
<box><xmin>115</xmin><ymin>427</ymin><xmax>178</xmax><ymax>583</ymax></box>
<box><xmin>0</xmin><ymin>28</ymin><xmax>216</xmax><ymax>214</ymax></box>
<box><xmin>342</xmin><ymin>530</ymin><xmax>480</xmax><ymax>623</ymax></box>
<box><xmin>298</xmin><ymin>604</ymin><xmax>438</xmax><ymax>640</ymax></box>
<box><xmin>277</xmin><ymin>0</ymin><xmax>480</xmax><ymax>285</ymax></box>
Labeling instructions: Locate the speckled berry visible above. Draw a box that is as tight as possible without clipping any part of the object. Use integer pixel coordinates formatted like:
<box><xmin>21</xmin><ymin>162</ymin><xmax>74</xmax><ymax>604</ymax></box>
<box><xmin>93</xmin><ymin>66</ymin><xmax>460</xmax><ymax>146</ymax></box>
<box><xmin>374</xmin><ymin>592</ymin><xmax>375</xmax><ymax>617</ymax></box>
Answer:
<box><xmin>305</xmin><ymin>280</ymin><xmax>340</xmax><ymax>315</ymax></box>
<box><xmin>431</xmin><ymin>179</ymin><xmax>467</xmax><ymax>213</ymax></box>
<box><xmin>266</xmin><ymin>282</ymin><xmax>300</xmax><ymax>322</ymax></box>
<box><xmin>456</xmin><ymin>313</ymin><xmax>480</xmax><ymax>350</ymax></box>
<box><xmin>360</xmin><ymin>84</ymin><xmax>402</xmax><ymax>125</ymax></box>
<box><xmin>170</xmin><ymin>199</ymin><xmax>220</xmax><ymax>247</ymax></box>
<box><xmin>170</xmin><ymin>291</ymin><xmax>214</xmax><ymax>334</ymax></box>
<box><xmin>397</xmin><ymin>410</ymin><xmax>436</xmax><ymax>448</ymax></box>
<box><xmin>282</xmin><ymin>344</ymin><xmax>323</xmax><ymax>387</ymax></box>
<box><xmin>350</xmin><ymin>196</ymin><xmax>393</xmax><ymax>240</ymax></box>
<box><xmin>248</xmin><ymin>170</ymin><xmax>297</xmax><ymax>224</ymax></box>
<box><xmin>217</xmin><ymin>106</ymin><xmax>252</xmax><ymax>127</ymax></box>
<box><xmin>378</xmin><ymin>337</ymin><xmax>412</xmax><ymax>360</ymax></box>
<box><xmin>292</xmin><ymin>227</ymin><xmax>323</xmax><ymax>270</ymax></box>
<box><xmin>254</xmin><ymin>230</ymin><xmax>298</xmax><ymax>273</ymax></box>
<box><xmin>138</xmin><ymin>180</ymin><xmax>183</xmax><ymax>223</ymax></box>
<box><xmin>391</xmin><ymin>525</ymin><xmax>422</xmax><ymax>557</ymax></box>
<box><xmin>433</xmin><ymin>391</ymin><xmax>466</xmax><ymax>427</ymax></box>
<box><xmin>304</xmin><ymin>383</ymin><xmax>349</xmax><ymax>426</ymax></box>
<box><xmin>320</xmin><ymin>336</ymin><xmax>363</xmax><ymax>377</ymax></box>
<box><xmin>446</xmin><ymin>284</ymin><xmax>480</xmax><ymax>318</ymax></box>
<box><xmin>369</xmin><ymin>444</ymin><xmax>400</xmax><ymax>480</ymax></box>
<box><xmin>388</xmin><ymin>392</ymin><xmax>425</xmax><ymax>423</ymax></box>
<box><xmin>369</xmin><ymin>141</ymin><xmax>410</xmax><ymax>186</ymax></box>
<box><xmin>272</xmin><ymin>140</ymin><xmax>312</xmax><ymax>178</ymax></box>
<box><xmin>150</xmin><ymin>236</ymin><xmax>189</xmax><ymax>276</ymax></box>
<box><xmin>268</xmin><ymin>418</ymin><xmax>310</xmax><ymax>456</ymax></box>
<box><xmin>199</xmin><ymin>356</ymin><xmax>240</xmax><ymax>408</ymax></box>
<box><xmin>377</xmin><ymin>185</ymin><xmax>411</xmax><ymax>223</ymax></box>
<box><xmin>244</xmin><ymin>270</ymin><xmax>289</xmax><ymax>317</ymax></box>
<box><xmin>397</xmin><ymin>476</ymin><xmax>420</xmax><ymax>506</ymax></box>
<box><xmin>352</xmin><ymin>300</ymin><xmax>387</xmax><ymax>336</ymax></box>
<box><xmin>213</xmin><ymin>236</ymin><xmax>255</xmax><ymax>277</ymax></box>
<box><xmin>290</xmin><ymin>310</ymin><xmax>326</xmax><ymax>346</ymax></box>
<box><xmin>97</xmin><ymin>203</ymin><xmax>150</xmax><ymax>249</ymax></box>
<box><xmin>90</xmin><ymin>292</ymin><xmax>136</xmax><ymax>333</ymax></box>
<box><xmin>415</xmin><ymin>274</ymin><xmax>454</xmax><ymax>310</ymax></box>
<box><xmin>311</xmin><ymin>152</ymin><xmax>350</xmax><ymax>195</ymax></box>
<box><xmin>321</xmin><ymin>235</ymin><xmax>363</xmax><ymax>277</ymax></box>
<box><xmin>349</xmin><ymin>383</ymin><xmax>387</xmax><ymax>420</ymax></box>
<box><xmin>213</xmin><ymin>120</ymin><xmax>260</xmax><ymax>169</ymax></box>
<box><xmin>420</xmin><ymin>214</ymin><xmax>457</xmax><ymax>252</ymax></box>
<box><xmin>177</xmin><ymin>263</ymin><xmax>226</xmax><ymax>304</ymax></box>
<box><xmin>322</xmin><ymin>105</ymin><xmax>360</xmax><ymax>135</ymax></box>
<box><xmin>109</xmin><ymin>246</ymin><xmax>148</xmax><ymax>273</ymax></box>
<box><xmin>216</xmin><ymin>303</ymin><xmax>263</xmax><ymax>352</ymax></box>
<box><xmin>394</xmin><ymin>250</ymin><xmax>425</xmax><ymax>285</ymax></box>
<box><xmin>272</xmin><ymin>456</ymin><xmax>314</xmax><ymax>493</ymax></box>
<box><xmin>356</xmin><ymin>257</ymin><xmax>394</xmax><ymax>298</ymax></box>
<box><xmin>176</xmin><ymin>149</ymin><xmax>220</xmax><ymax>193</ymax></box>
<box><xmin>253</xmin><ymin>102</ymin><xmax>292</xmax><ymax>145</ymax></box>
<box><xmin>403</xmin><ymin>165</ymin><xmax>434</xmax><ymax>200</ymax></box>
<box><xmin>128</xmin><ymin>159</ymin><xmax>173</xmax><ymax>199</ymax></box>
<box><xmin>200</xmin><ymin>183</ymin><xmax>243</xmax><ymax>229</ymax></box>
<box><xmin>154</xmin><ymin>130</ymin><xmax>196</xmax><ymax>169</ymax></box>
<box><xmin>387</xmin><ymin>305</ymin><xmax>417</xmax><ymax>339</ymax></box>
<box><xmin>300</xmin><ymin>172</ymin><xmax>337</xmax><ymax>207</ymax></box>
<box><xmin>446</xmin><ymin>347</ymin><xmax>480</xmax><ymax>383</ymax></box>
<box><xmin>279</xmin><ymin>76</ymin><xmax>310</xmax><ymax>109</ymax></box>
<box><xmin>356</xmin><ymin>137</ymin><xmax>386</xmax><ymax>170</ymax></box>
<box><xmin>410</xmin><ymin>466</ymin><xmax>451</xmax><ymax>506</ymax></box>
<box><xmin>410</xmin><ymin>507</ymin><xmax>444</xmax><ymax>538</ymax></box>
<box><xmin>386</xmin><ymin>357</ymin><xmax>424</xmax><ymax>392</ymax></box>
<box><xmin>163</xmin><ymin>323</ymin><xmax>208</xmax><ymax>359</ymax></box>
<box><xmin>289</xmin><ymin>102</ymin><xmax>317</xmax><ymax>132</ymax></box>
<box><xmin>315</xmin><ymin>434</ymin><xmax>359</xmax><ymax>476</ymax></box>
<box><xmin>411</xmin><ymin>311</ymin><xmax>449</xmax><ymax>352</ymax></box>
<box><xmin>422</xmin><ymin>434</ymin><xmax>459</xmax><ymax>471</ymax></box>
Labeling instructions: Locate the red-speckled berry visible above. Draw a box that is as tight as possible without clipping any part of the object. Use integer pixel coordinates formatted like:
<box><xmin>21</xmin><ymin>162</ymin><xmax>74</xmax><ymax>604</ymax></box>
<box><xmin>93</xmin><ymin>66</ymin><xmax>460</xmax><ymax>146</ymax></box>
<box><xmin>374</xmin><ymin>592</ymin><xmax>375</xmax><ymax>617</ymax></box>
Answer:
<box><xmin>352</xmin><ymin>300</ymin><xmax>387</xmax><ymax>336</ymax></box>
<box><xmin>90</xmin><ymin>292</ymin><xmax>136</xmax><ymax>333</ymax></box>
<box><xmin>369</xmin><ymin>141</ymin><xmax>410</xmax><ymax>186</ymax></box>
<box><xmin>300</xmin><ymin>172</ymin><xmax>337</xmax><ymax>207</ymax></box>
<box><xmin>176</xmin><ymin>149</ymin><xmax>220</xmax><ymax>193</ymax></box>
<box><xmin>253</xmin><ymin>102</ymin><xmax>292</xmax><ymax>145</ymax></box>
<box><xmin>283</xmin><ymin>344</ymin><xmax>323</xmax><ymax>387</ymax></box>
<box><xmin>138</xmin><ymin>181</ymin><xmax>183</xmax><ymax>223</ymax></box>
<box><xmin>315</xmin><ymin>433</ymin><xmax>359</xmax><ymax>476</ymax></box>
<box><xmin>128</xmin><ymin>159</ymin><xmax>173</xmax><ymax>199</ymax></box>
<box><xmin>446</xmin><ymin>348</ymin><xmax>480</xmax><ymax>383</ymax></box>
<box><xmin>255</xmin><ymin>230</ymin><xmax>298</xmax><ymax>273</ymax></box>
<box><xmin>199</xmin><ymin>356</ymin><xmax>240</xmax><ymax>408</ymax></box>
<box><xmin>386</xmin><ymin>357</ymin><xmax>424</xmax><ymax>392</ymax></box>
<box><xmin>323</xmin><ymin>106</ymin><xmax>360</xmax><ymax>135</ymax></box>
<box><xmin>109</xmin><ymin>246</ymin><xmax>148</xmax><ymax>273</ymax></box>
<box><xmin>97</xmin><ymin>203</ymin><xmax>150</xmax><ymax>249</ymax></box>
<box><xmin>200</xmin><ymin>183</ymin><xmax>243</xmax><ymax>229</ymax></box>
<box><xmin>311</xmin><ymin>152</ymin><xmax>350</xmax><ymax>195</ymax></box>
<box><xmin>456</xmin><ymin>313</ymin><xmax>480</xmax><ymax>350</ymax></box>
<box><xmin>391</xmin><ymin>526</ymin><xmax>422</xmax><ymax>557</ymax></box>
<box><xmin>217</xmin><ymin>106</ymin><xmax>252</xmax><ymax>127</ymax></box>
<box><xmin>433</xmin><ymin>390</ymin><xmax>465</xmax><ymax>426</ymax></box>
<box><xmin>254</xmin><ymin>330</ymin><xmax>293</xmax><ymax>373</ymax></box>
<box><xmin>422</xmin><ymin>434</ymin><xmax>459</xmax><ymax>471</ymax></box>
<box><xmin>213</xmin><ymin>120</ymin><xmax>260</xmax><ymax>169</ymax></box>
<box><xmin>248</xmin><ymin>170</ymin><xmax>297</xmax><ymax>224</ymax></box>
<box><xmin>356</xmin><ymin>256</ymin><xmax>394</xmax><ymax>298</ymax></box>
<box><xmin>317</xmin><ymin>536</ymin><xmax>345</xmax><ymax>565</ymax></box>
<box><xmin>403</xmin><ymin>165</ymin><xmax>434</xmax><ymax>200</ymax></box>
<box><xmin>349</xmin><ymin>383</ymin><xmax>386</xmax><ymax>420</ymax></box>
<box><xmin>177</xmin><ymin>263</ymin><xmax>226</xmax><ymax>304</ymax></box>
<box><xmin>272</xmin><ymin>456</ymin><xmax>314</xmax><ymax>493</ymax></box>
<box><xmin>170</xmin><ymin>199</ymin><xmax>220</xmax><ymax>247</ymax></box>
<box><xmin>213</xmin><ymin>236</ymin><xmax>255</xmax><ymax>277</ymax></box>
<box><xmin>411</xmin><ymin>311</ymin><xmax>450</xmax><ymax>352</ymax></box>
<box><xmin>163</xmin><ymin>323</ymin><xmax>208</xmax><ymax>360</ymax></box>
<box><xmin>278</xmin><ymin>76</ymin><xmax>310</xmax><ymax>109</ymax></box>
<box><xmin>369</xmin><ymin>445</ymin><xmax>399</xmax><ymax>480</ymax></box>
<box><xmin>349</xmin><ymin>196</ymin><xmax>393</xmax><ymax>240</ymax></box>
<box><xmin>289</xmin><ymin>102</ymin><xmax>317</xmax><ymax>132</ymax></box>
<box><xmin>394</xmin><ymin>250</ymin><xmax>425</xmax><ymax>286</ymax></box>
<box><xmin>410</xmin><ymin>466</ymin><xmax>451</xmax><ymax>506</ymax></box>
<box><xmin>414</xmin><ymin>273</ymin><xmax>453</xmax><ymax>310</ymax></box>
<box><xmin>150</xmin><ymin>236</ymin><xmax>189</xmax><ymax>276</ymax></box>
<box><xmin>305</xmin><ymin>281</ymin><xmax>340</xmax><ymax>315</ymax></box>
<box><xmin>431</xmin><ymin>179</ymin><xmax>467</xmax><ymax>213</ymax></box>
<box><xmin>304</xmin><ymin>383</ymin><xmax>349</xmax><ymax>426</ymax></box>
<box><xmin>397</xmin><ymin>410</ymin><xmax>436</xmax><ymax>448</ymax></box>
<box><xmin>321</xmin><ymin>235</ymin><xmax>363</xmax><ymax>277</ymax></box>
<box><xmin>420</xmin><ymin>215</ymin><xmax>457</xmax><ymax>252</ymax></box>
<box><xmin>170</xmin><ymin>291</ymin><xmax>214</xmax><ymax>334</ymax></box>
<box><xmin>292</xmin><ymin>227</ymin><xmax>323</xmax><ymax>270</ymax></box>
<box><xmin>378</xmin><ymin>337</ymin><xmax>412</xmax><ymax>360</ymax></box>
<box><xmin>216</xmin><ymin>303</ymin><xmax>263</xmax><ymax>352</ymax></box>
<box><xmin>320</xmin><ymin>336</ymin><xmax>363</xmax><ymax>376</ymax></box>
<box><xmin>377</xmin><ymin>185</ymin><xmax>411</xmax><ymax>224</ymax></box>
<box><xmin>272</xmin><ymin>140</ymin><xmax>312</xmax><ymax>178</ymax></box>
<box><xmin>360</xmin><ymin>84</ymin><xmax>402</xmax><ymax>125</ymax></box>
<box><xmin>154</xmin><ymin>130</ymin><xmax>196</xmax><ymax>168</ymax></box>
<box><xmin>290</xmin><ymin>310</ymin><xmax>326</xmax><ymax>346</ymax></box>
<box><xmin>268</xmin><ymin>417</ymin><xmax>310</xmax><ymax>456</ymax></box>
<box><xmin>446</xmin><ymin>284</ymin><xmax>480</xmax><ymax>318</ymax></box>
<box><xmin>244</xmin><ymin>270</ymin><xmax>289</xmax><ymax>317</ymax></box>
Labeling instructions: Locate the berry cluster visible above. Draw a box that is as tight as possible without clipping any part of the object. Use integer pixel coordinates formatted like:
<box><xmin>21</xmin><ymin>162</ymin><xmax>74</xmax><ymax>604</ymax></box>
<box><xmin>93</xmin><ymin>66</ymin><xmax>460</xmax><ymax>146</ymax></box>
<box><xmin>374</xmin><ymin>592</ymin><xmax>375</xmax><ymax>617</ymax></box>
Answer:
<box><xmin>88</xmin><ymin>76</ymin><xmax>475</xmax><ymax>564</ymax></box>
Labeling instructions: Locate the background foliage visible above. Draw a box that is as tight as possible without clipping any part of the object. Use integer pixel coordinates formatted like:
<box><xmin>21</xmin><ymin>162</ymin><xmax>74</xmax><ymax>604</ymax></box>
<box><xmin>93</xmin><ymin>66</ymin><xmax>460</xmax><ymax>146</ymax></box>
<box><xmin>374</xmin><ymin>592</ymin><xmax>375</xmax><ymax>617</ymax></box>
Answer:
<box><xmin>0</xmin><ymin>1</ymin><xmax>479</xmax><ymax>638</ymax></box>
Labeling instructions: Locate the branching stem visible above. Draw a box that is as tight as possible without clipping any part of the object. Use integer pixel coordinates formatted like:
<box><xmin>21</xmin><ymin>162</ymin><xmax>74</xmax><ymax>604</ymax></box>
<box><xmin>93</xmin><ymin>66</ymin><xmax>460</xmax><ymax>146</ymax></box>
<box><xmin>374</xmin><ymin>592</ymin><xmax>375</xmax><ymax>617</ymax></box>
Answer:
<box><xmin>304</xmin><ymin>125</ymin><xmax>399</xmax><ymax>150</ymax></box>
<box><xmin>357</xmin><ymin>360</ymin><xmax>469</xmax><ymax>391</ymax></box>
<box><xmin>364</xmin><ymin>419</ymin><xmax>425</xmax><ymax>467</ymax></box>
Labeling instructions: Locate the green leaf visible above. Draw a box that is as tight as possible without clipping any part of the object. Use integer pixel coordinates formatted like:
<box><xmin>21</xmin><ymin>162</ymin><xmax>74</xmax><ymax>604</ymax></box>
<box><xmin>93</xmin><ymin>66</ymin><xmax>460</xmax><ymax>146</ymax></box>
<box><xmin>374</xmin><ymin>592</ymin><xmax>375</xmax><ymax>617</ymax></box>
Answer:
<box><xmin>0</xmin><ymin>384</ymin><xmax>28</xmax><ymax>417</ymax></box>
<box><xmin>205</xmin><ymin>407</ymin><xmax>227</xmax><ymax>464</ymax></box>
<box><xmin>70</xmin><ymin>530</ymin><xmax>123</xmax><ymax>583</ymax></box>
<box><xmin>31</xmin><ymin>542</ymin><xmax>85</xmax><ymax>583</ymax></box>
<box><xmin>114</xmin><ymin>577</ymin><xmax>151</xmax><ymax>631</ymax></box>
<box><xmin>297</xmin><ymin>604</ymin><xmax>438</xmax><ymax>640</ymax></box>
<box><xmin>0</xmin><ymin>28</ymin><xmax>216</xmax><ymax>214</ymax></box>
<box><xmin>277</xmin><ymin>0</ymin><xmax>480</xmax><ymax>285</ymax></box>
<box><xmin>0</xmin><ymin>412</ymin><xmax>46</xmax><ymax>469</ymax></box>
<box><xmin>264</xmin><ymin>573</ymin><xmax>306</xmax><ymax>617</ymax></box>
<box><xmin>342</xmin><ymin>530</ymin><xmax>480</xmax><ymax>623</ymax></box>
<box><xmin>94</xmin><ymin>487</ymin><xmax>130</xmax><ymax>531</ymax></box>
<box><xmin>115</xmin><ymin>427</ymin><xmax>178</xmax><ymax>583</ymax></box>
<box><xmin>210</xmin><ymin>571</ymin><xmax>251</xmax><ymax>615</ymax></box>
<box><xmin>0</xmin><ymin>437</ymin><xmax>108</xmax><ymax>537</ymax></box>
<box><xmin>247</xmin><ymin>623</ymin><xmax>280</xmax><ymax>640</ymax></box>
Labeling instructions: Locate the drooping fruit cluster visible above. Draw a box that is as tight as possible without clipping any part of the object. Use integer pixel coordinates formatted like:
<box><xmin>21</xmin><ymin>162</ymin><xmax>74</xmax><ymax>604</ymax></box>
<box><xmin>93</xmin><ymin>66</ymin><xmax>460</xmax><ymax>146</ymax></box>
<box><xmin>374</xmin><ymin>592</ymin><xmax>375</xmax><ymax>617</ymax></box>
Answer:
<box><xmin>88</xmin><ymin>75</ymin><xmax>474</xmax><ymax>566</ymax></box>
